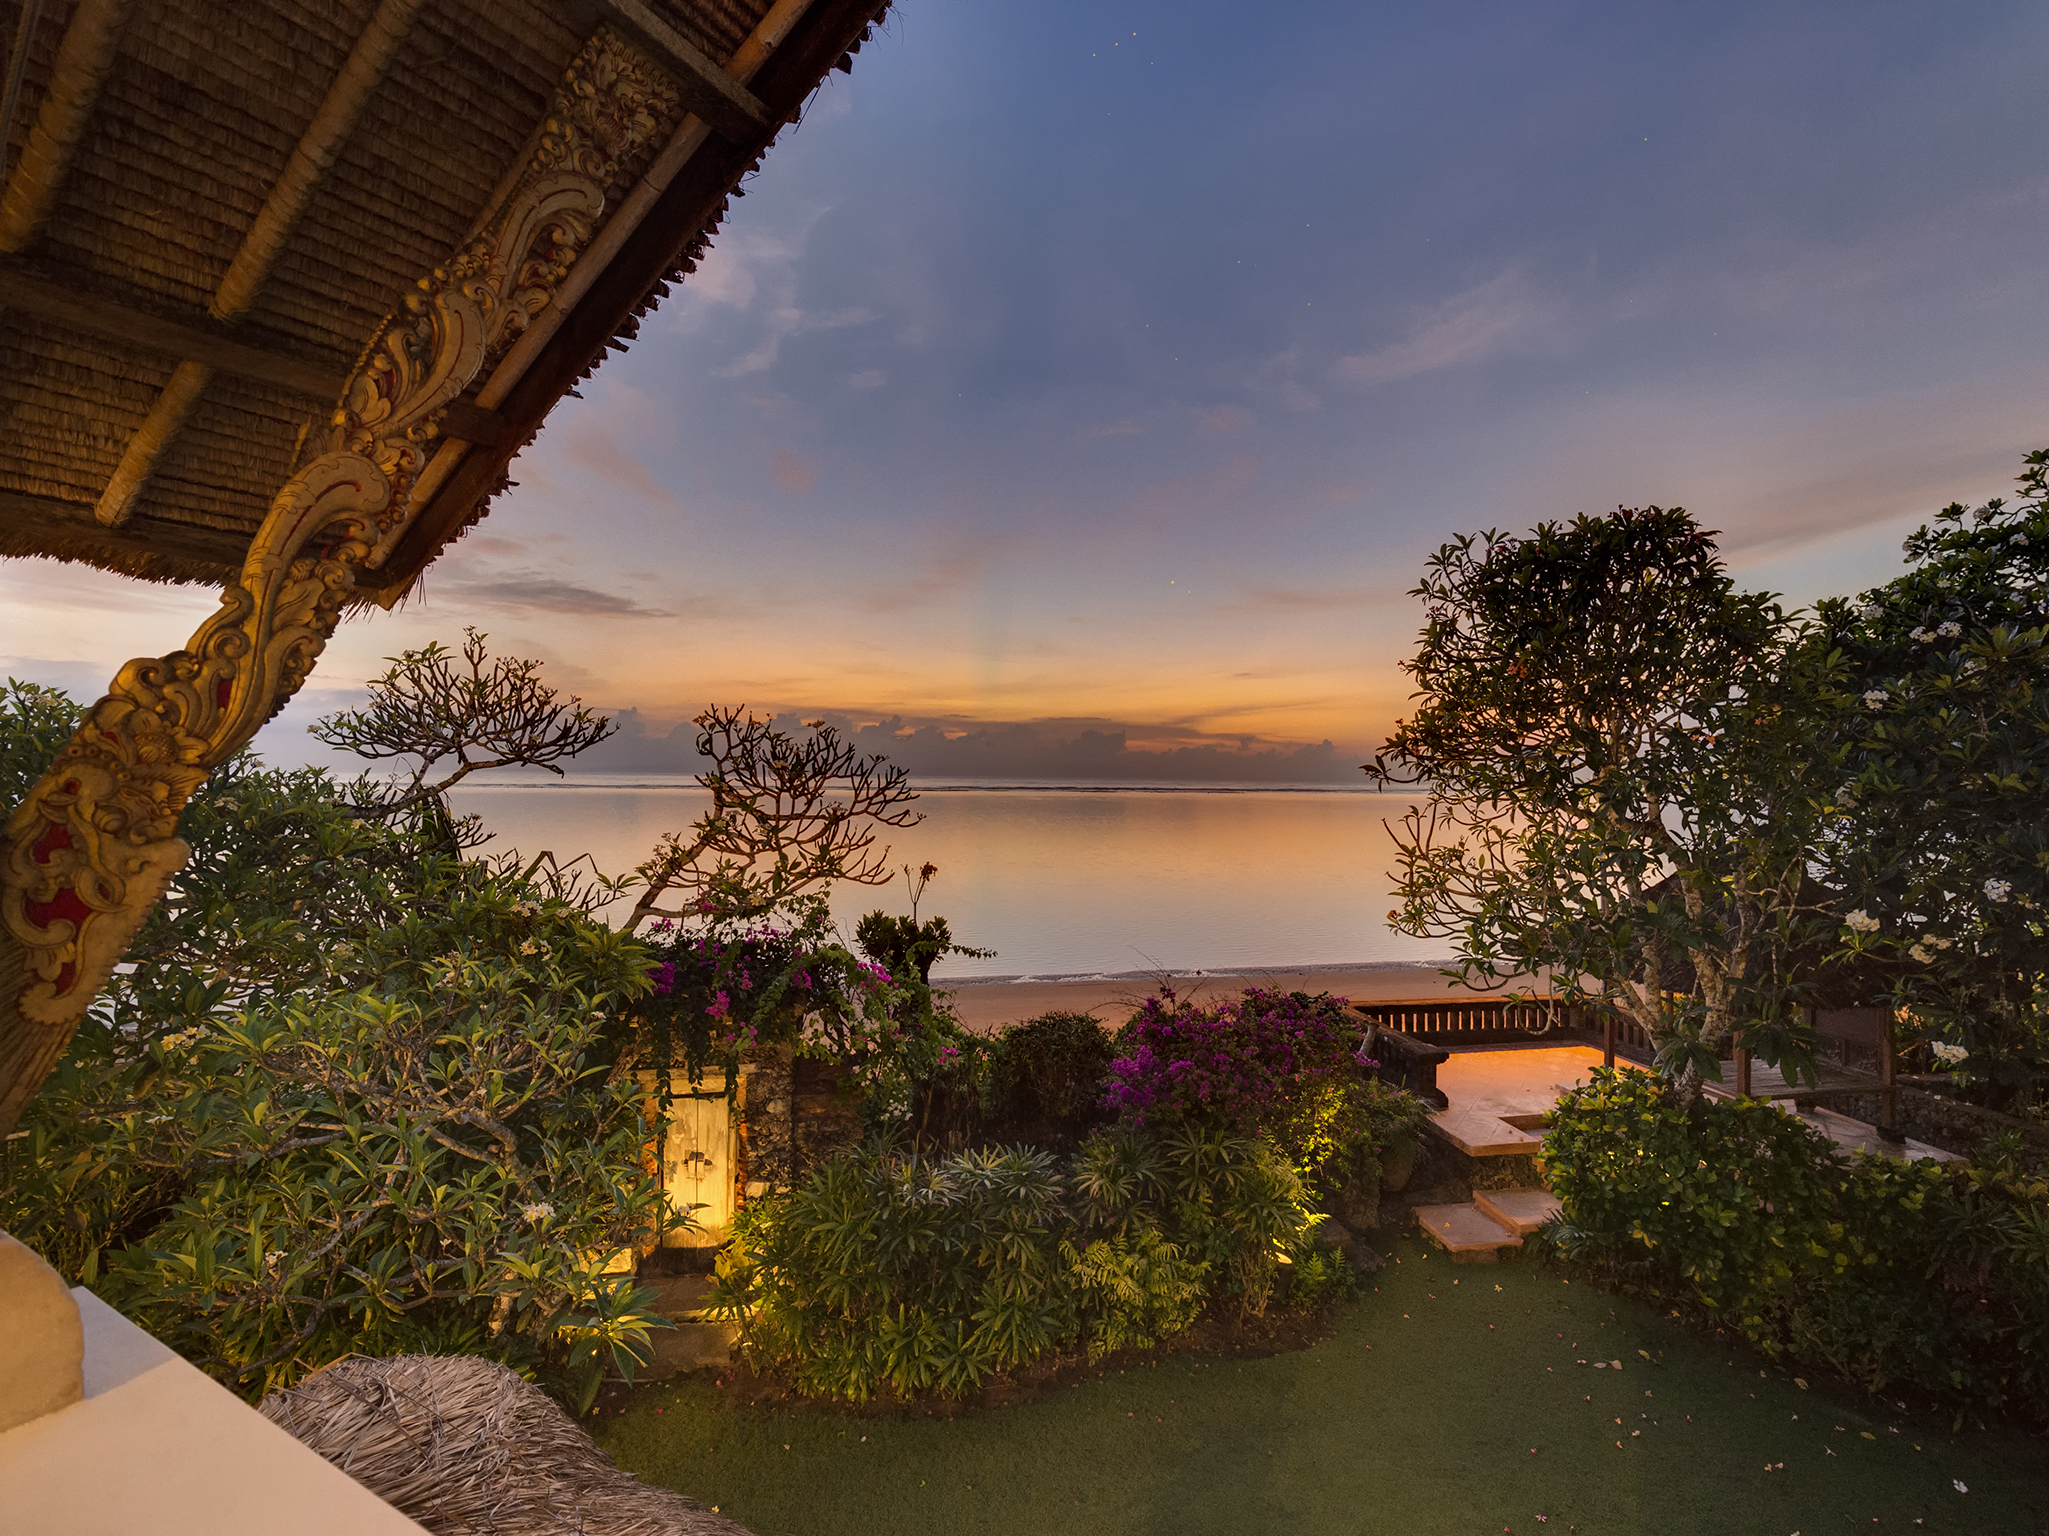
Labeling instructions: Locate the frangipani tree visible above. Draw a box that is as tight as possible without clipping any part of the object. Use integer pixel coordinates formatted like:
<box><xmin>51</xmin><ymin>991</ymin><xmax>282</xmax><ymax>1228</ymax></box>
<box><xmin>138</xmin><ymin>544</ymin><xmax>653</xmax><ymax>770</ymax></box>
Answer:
<box><xmin>1371</xmin><ymin>507</ymin><xmax>1840</xmax><ymax>1092</ymax></box>
<box><xmin>1824</xmin><ymin>451</ymin><xmax>2049</xmax><ymax>1108</ymax></box>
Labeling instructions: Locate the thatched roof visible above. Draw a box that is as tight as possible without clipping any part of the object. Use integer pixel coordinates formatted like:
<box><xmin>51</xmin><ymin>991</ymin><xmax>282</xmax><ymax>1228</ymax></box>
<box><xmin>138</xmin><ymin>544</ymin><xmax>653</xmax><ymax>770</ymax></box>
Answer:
<box><xmin>259</xmin><ymin>1353</ymin><xmax>758</xmax><ymax>1536</ymax></box>
<box><xmin>0</xmin><ymin>0</ymin><xmax>887</xmax><ymax>599</ymax></box>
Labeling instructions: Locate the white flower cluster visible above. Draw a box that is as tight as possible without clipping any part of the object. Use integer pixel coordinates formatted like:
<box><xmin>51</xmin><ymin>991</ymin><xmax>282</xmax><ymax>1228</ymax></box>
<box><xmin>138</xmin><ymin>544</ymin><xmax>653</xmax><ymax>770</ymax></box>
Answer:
<box><xmin>1908</xmin><ymin>936</ymin><xmax>1954</xmax><ymax>962</ymax></box>
<box><xmin>511</xmin><ymin>899</ymin><xmax>542</xmax><ymax>918</ymax></box>
<box><xmin>1856</xmin><ymin>601</ymin><xmax>1883</xmax><ymax>620</ymax></box>
<box><xmin>157</xmin><ymin>1027</ymin><xmax>205</xmax><ymax>1052</ymax></box>
<box><xmin>2012</xmin><ymin>533</ymin><xmax>2031</xmax><ymax>547</ymax></box>
<box><xmin>1961</xmin><ymin>657</ymin><xmax>1985</xmax><ymax>675</ymax></box>
<box><xmin>520</xmin><ymin>1201</ymin><xmax>555</xmax><ymax>1223</ymax></box>
<box><xmin>1861</xmin><ymin>689</ymin><xmax>1888</xmax><ymax>710</ymax></box>
<box><xmin>1937</xmin><ymin>620</ymin><xmax>1962</xmax><ymax>638</ymax></box>
<box><xmin>1983</xmin><ymin>878</ymin><xmax>2013</xmax><ymax>903</ymax></box>
<box><xmin>263</xmin><ymin>1249</ymin><xmax>288</xmax><ymax>1273</ymax></box>
<box><xmin>1844</xmin><ymin>909</ymin><xmax>1881</xmax><ymax>933</ymax></box>
<box><xmin>1928</xmin><ymin>1042</ymin><xmax>1968</xmax><ymax>1065</ymax></box>
<box><xmin>517</xmin><ymin>938</ymin><xmax>546</xmax><ymax>956</ymax></box>
<box><xmin>1909</xmin><ymin>627</ymin><xmax>1934</xmax><ymax>644</ymax></box>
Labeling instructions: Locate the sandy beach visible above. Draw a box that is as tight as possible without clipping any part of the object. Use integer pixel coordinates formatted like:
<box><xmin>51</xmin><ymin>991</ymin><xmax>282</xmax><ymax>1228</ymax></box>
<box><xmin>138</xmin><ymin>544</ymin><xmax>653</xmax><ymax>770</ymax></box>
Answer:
<box><xmin>938</xmin><ymin>963</ymin><xmax>1542</xmax><ymax>1034</ymax></box>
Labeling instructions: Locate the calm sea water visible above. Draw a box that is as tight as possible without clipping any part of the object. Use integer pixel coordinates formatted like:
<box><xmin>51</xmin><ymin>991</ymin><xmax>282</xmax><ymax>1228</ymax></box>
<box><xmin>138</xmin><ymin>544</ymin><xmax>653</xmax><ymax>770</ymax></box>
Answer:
<box><xmin>446</xmin><ymin>778</ymin><xmax>1445</xmax><ymax>980</ymax></box>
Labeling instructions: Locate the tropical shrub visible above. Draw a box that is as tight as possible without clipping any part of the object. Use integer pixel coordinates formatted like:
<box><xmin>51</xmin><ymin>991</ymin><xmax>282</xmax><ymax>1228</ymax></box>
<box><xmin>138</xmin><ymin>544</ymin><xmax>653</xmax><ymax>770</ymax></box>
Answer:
<box><xmin>1</xmin><ymin>684</ymin><xmax>671</xmax><ymax>1403</ymax></box>
<box><xmin>1105</xmin><ymin>986</ymin><xmax>1361</xmax><ymax>1132</ymax></box>
<box><xmin>1542</xmin><ymin>1069</ymin><xmax>2049</xmax><ymax>1422</ymax></box>
<box><xmin>976</xmin><ymin>1010</ymin><xmax>1118</xmax><ymax>1146</ymax></box>
<box><xmin>1104</xmin><ymin>986</ymin><xmax>1418</xmax><ymax>1200</ymax></box>
<box><xmin>853</xmin><ymin>861</ymin><xmax>994</xmax><ymax>983</ymax></box>
<box><xmin>708</xmin><ymin>1123</ymin><xmax>1322</xmax><ymax>1402</ymax></box>
<box><xmin>635</xmin><ymin>913</ymin><xmax>888</xmax><ymax>1079</ymax></box>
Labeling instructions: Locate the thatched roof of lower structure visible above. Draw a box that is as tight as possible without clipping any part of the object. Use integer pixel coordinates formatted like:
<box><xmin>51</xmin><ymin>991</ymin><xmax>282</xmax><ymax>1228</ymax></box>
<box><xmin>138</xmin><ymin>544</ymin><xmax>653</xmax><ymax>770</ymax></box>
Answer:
<box><xmin>259</xmin><ymin>1353</ymin><xmax>757</xmax><ymax>1536</ymax></box>
<box><xmin>0</xmin><ymin>0</ymin><xmax>887</xmax><ymax>599</ymax></box>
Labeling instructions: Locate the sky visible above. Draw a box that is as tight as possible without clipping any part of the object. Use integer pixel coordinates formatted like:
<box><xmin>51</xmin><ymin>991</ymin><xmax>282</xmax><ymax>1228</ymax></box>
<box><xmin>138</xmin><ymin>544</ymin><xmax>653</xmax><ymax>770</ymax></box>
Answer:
<box><xmin>6</xmin><ymin>1</ymin><xmax>2049</xmax><ymax>781</ymax></box>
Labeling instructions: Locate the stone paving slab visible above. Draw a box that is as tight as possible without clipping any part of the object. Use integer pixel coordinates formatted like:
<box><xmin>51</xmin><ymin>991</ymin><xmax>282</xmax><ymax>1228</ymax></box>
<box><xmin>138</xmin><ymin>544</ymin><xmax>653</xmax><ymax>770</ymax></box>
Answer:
<box><xmin>1427</xmin><ymin>1045</ymin><xmax>1626</xmax><ymax>1156</ymax></box>
<box><xmin>1413</xmin><ymin>1202</ymin><xmax>1520</xmax><ymax>1264</ymax></box>
<box><xmin>1473</xmin><ymin>1187</ymin><xmax>1562</xmax><ymax>1235</ymax></box>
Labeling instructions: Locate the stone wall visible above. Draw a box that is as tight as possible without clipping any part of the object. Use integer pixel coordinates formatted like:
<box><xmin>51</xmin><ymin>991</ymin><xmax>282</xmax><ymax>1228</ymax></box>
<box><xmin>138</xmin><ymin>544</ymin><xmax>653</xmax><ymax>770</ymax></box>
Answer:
<box><xmin>735</xmin><ymin>1050</ymin><xmax>793</xmax><ymax>1207</ymax></box>
<box><xmin>1831</xmin><ymin>1083</ymin><xmax>2049</xmax><ymax>1159</ymax></box>
<box><xmin>791</xmin><ymin>1055</ymin><xmax>864</xmax><ymax>1171</ymax></box>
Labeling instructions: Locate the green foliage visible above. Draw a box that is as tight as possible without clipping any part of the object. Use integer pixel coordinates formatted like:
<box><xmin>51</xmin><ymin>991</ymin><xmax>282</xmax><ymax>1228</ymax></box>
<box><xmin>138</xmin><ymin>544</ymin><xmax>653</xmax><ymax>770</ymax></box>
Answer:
<box><xmin>708</xmin><ymin>1124</ymin><xmax>1321</xmax><ymax>1402</ymax></box>
<box><xmin>1274</xmin><ymin>1077</ymin><xmax>1433</xmax><ymax>1204</ymax></box>
<box><xmin>1542</xmin><ymin>1069</ymin><xmax>2049</xmax><ymax>1421</ymax></box>
<box><xmin>1819</xmin><ymin>450</ymin><xmax>2049</xmax><ymax>1108</ymax></box>
<box><xmin>854</xmin><ymin>909</ymin><xmax>993</xmax><ymax>984</ymax></box>
<box><xmin>1</xmin><ymin>678</ymin><xmax>82</xmax><ymax>806</ymax></box>
<box><xmin>1</xmin><ymin>698</ymin><xmax>672</xmax><ymax>1400</ymax></box>
<box><xmin>558</xmin><ymin>1278</ymin><xmax>677</xmax><ymax>1415</ymax></box>
<box><xmin>1371</xmin><ymin>510</ymin><xmax>1839</xmax><ymax>1090</ymax></box>
<box><xmin>1101</xmin><ymin>985</ymin><xmax>1423</xmax><ymax>1206</ymax></box>
<box><xmin>853</xmin><ymin>861</ymin><xmax>996</xmax><ymax>986</ymax></box>
<box><xmin>975</xmin><ymin>1011</ymin><xmax>1118</xmax><ymax>1146</ymax></box>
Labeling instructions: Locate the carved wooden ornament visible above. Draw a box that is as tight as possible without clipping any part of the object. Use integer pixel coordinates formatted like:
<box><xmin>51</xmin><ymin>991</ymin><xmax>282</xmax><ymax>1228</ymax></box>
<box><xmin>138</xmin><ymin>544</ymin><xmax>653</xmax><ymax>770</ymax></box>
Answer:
<box><xmin>0</xmin><ymin>29</ymin><xmax>682</xmax><ymax>1130</ymax></box>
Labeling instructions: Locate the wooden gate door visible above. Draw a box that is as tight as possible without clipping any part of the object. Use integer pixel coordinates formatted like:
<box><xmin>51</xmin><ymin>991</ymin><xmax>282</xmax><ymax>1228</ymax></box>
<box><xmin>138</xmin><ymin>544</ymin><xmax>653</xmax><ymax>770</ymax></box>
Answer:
<box><xmin>659</xmin><ymin>1074</ymin><xmax>733</xmax><ymax>1247</ymax></box>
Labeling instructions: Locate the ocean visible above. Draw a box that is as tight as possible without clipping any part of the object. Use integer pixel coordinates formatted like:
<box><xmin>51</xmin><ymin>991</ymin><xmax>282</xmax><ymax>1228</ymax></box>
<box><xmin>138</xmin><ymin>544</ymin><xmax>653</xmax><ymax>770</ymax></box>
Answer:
<box><xmin>446</xmin><ymin>777</ymin><xmax>1446</xmax><ymax>981</ymax></box>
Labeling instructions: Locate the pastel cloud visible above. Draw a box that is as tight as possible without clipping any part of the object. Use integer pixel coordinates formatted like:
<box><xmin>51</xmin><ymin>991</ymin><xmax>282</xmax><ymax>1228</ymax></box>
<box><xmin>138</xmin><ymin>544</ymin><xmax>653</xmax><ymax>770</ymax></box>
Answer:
<box><xmin>1334</xmin><ymin>271</ymin><xmax>1558</xmax><ymax>388</ymax></box>
<box><xmin>772</xmin><ymin>449</ymin><xmax>819</xmax><ymax>493</ymax></box>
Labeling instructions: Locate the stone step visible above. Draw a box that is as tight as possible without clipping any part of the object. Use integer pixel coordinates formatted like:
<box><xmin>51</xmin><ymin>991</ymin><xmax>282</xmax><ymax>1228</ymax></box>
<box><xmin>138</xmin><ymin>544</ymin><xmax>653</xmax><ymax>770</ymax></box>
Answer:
<box><xmin>1472</xmin><ymin>1186</ymin><xmax>1561</xmax><ymax>1236</ymax></box>
<box><xmin>630</xmin><ymin>1273</ymin><xmax>737</xmax><ymax>1379</ymax></box>
<box><xmin>1413</xmin><ymin>1201</ymin><xmax>1521</xmax><ymax>1264</ymax></box>
<box><xmin>643</xmin><ymin>1273</ymin><xmax>717</xmax><ymax>1319</ymax></box>
<box><xmin>640</xmin><ymin>1318</ymin><xmax>738</xmax><ymax>1378</ymax></box>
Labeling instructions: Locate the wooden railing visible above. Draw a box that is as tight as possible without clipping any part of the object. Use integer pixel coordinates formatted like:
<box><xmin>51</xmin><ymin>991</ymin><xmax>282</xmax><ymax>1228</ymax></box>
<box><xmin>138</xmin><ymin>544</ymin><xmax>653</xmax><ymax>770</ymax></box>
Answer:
<box><xmin>1343</xmin><ymin>997</ymin><xmax>1655</xmax><ymax>1060</ymax></box>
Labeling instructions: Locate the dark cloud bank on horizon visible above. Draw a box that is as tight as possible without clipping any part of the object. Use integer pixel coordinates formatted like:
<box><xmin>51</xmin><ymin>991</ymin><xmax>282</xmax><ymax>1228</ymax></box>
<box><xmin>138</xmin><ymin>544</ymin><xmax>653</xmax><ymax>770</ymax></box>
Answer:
<box><xmin>574</xmin><ymin>709</ymin><xmax>1361</xmax><ymax>785</ymax></box>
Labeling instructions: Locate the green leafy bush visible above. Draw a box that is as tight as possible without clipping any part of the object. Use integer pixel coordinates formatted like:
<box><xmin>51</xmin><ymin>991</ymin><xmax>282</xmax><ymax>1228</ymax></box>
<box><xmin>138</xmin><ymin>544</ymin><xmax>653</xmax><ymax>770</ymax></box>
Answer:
<box><xmin>708</xmin><ymin>1124</ymin><xmax>1322</xmax><ymax>1402</ymax></box>
<box><xmin>1</xmin><ymin>688</ymin><xmax>672</xmax><ymax>1400</ymax></box>
<box><xmin>1104</xmin><ymin>986</ymin><xmax>1425</xmax><ymax>1205</ymax></box>
<box><xmin>976</xmin><ymin>1010</ymin><xmax>1118</xmax><ymax>1147</ymax></box>
<box><xmin>1542</xmin><ymin>1069</ymin><xmax>2049</xmax><ymax>1421</ymax></box>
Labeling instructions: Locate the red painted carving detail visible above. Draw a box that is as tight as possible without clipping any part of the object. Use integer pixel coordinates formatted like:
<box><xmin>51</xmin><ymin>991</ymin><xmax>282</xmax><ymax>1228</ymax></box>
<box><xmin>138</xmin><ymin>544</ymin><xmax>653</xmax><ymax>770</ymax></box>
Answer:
<box><xmin>216</xmin><ymin>679</ymin><xmax>232</xmax><ymax>709</ymax></box>
<box><xmin>24</xmin><ymin>886</ymin><xmax>91</xmax><ymax>933</ymax></box>
<box><xmin>29</xmin><ymin>822</ymin><xmax>73</xmax><ymax>864</ymax></box>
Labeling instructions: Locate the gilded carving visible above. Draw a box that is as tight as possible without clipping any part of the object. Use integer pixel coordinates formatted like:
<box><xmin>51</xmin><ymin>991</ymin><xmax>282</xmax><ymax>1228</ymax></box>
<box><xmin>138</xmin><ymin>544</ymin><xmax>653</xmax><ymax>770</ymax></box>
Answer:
<box><xmin>0</xmin><ymin>27</ymin><xmax>682</xmax><ymax>1099</ymax></box>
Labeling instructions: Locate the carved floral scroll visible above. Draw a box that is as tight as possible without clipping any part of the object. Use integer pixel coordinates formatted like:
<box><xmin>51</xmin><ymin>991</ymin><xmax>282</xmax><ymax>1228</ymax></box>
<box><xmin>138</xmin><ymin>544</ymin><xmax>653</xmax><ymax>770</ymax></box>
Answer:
<box><xmin>0</xmin><ymin>29</ymin><xmax>682</xmax><ymax>1131</ymax></box>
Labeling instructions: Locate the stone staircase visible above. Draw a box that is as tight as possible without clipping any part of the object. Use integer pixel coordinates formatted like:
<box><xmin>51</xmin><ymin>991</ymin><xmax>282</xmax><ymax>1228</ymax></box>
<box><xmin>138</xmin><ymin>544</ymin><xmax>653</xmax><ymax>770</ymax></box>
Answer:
<box><xmin>1413</xmin><ymin>1187</ymin><xmax>1560</xmax><ymax>1263</ymax></box>
<box><xmin>636</xmin><ymin>1274</ymin><xmax>739</xmax><ymax>1379</ymax></box>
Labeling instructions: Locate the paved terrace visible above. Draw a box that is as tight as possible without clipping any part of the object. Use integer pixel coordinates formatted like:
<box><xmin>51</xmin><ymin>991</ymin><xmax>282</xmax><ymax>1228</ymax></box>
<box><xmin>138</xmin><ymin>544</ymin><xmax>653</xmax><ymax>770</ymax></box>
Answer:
<box><xmin>1428</xmin><ymin>1043</ymin><xmax>1957</xmax><ymax>1164</ymax></box>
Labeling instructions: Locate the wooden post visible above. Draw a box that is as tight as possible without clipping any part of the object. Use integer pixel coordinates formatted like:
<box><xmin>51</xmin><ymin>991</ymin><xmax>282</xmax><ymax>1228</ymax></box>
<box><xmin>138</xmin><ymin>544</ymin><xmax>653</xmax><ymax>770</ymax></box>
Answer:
<box><xmin>1602</xmin><ymin>1012</ymin><xmax>1615</xmax><ymax>1069</ymax></box>
<box><xmin>1879</xmin><ymin>1015</ymin><xmax>1903</xmax><ymax>1143</ymax></box>
<box><xmin>1736</xmin><ymin>1046</ymin><xmax>1751</xmax><ymax>1098</ymax></box>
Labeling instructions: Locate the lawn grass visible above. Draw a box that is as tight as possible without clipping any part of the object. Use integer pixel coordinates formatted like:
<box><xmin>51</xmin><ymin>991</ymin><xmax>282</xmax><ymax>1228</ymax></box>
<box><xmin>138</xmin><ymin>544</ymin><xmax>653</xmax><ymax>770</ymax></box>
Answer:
<box><xmin>597</xmin><ymin>1234</ymin><xmax>2049</xmax><ymax>1535</ymax></box>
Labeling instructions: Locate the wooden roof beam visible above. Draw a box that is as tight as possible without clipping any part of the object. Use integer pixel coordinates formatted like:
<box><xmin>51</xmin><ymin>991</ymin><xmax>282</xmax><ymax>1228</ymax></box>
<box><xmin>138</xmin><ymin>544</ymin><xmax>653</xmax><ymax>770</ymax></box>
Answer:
<box><xmin>590</xmin><ymin>0</ymin><xmax>772</xmax><ymax>142</ymax></box>
<box><xmin>93</xmin><ymin>0</ymin><xmax>431</xmax><ymax>527</ymax></box>
<box><xmin>0</xmin><ymin>263</ymin><xmax>517</xmax><ymax>444</ymax></box>
<box><xmin>0</xmin><ymin>262</ymin><xmax>347</xmax><ymax>396</ymax></box>
<box><xmin>0</xmin><ymin>0</ymin><xmax>130</xmax><ymax>253</ymax></box>
<box><xmin>0</xmin><ymin>488</ymin><xmax>247</xmax><ymax>580</ymax></box>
